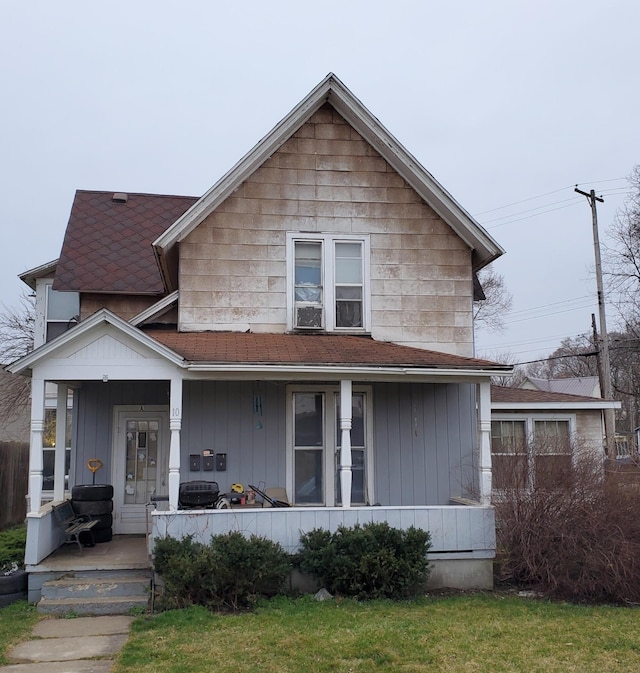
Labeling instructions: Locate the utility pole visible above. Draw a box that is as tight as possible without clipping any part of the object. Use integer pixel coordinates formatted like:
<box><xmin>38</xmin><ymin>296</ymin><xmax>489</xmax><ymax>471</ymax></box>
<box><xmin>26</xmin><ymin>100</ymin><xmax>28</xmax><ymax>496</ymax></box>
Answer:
<box><xmin>576</xmin><ymin>186</ymin><xmax>616</xmax><ymax>455</ymax></box>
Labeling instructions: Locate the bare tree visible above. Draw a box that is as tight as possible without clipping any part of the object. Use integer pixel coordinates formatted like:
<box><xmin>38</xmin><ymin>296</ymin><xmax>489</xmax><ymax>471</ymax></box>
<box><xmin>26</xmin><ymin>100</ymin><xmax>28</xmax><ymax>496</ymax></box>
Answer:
<box><xmin>473</xmin><ymin>266</ymin><xmax>513</xmax><ymax>334</ymax></box>
<box><xmin>605</xmin><ymin>166</ymin><xmax>640</xmax><ymax>322</ymax></box>
<box><xmin>0</xmin><ymin>293</ymin><xmax>35</xmax><ymax>426</ymax></box>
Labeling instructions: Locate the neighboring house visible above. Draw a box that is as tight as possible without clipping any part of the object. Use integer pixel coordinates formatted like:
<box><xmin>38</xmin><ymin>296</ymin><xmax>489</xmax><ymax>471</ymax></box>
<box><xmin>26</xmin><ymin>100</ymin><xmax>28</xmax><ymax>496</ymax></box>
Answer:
<box><xmin>8</xmin><ymin>74</ymin><xmax>511</xmax><ymax>590</ymax></box>
<box><xmin>520</xmin><ymin>376</ymin><xmax>601</xmax><ymax>398</ymax></box>
<box><xmin>490</xmin><ymin>385</ymin><xmax>620</xmax><ymax>491</ymax></box>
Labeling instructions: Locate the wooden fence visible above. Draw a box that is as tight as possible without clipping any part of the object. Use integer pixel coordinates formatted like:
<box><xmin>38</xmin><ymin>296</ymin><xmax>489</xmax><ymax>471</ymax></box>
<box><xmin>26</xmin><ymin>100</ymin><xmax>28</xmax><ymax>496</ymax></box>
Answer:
<box><xmin>0</xmin><ymin>441</ymin><xmax>28</xmax><ymax>530</ymax></box>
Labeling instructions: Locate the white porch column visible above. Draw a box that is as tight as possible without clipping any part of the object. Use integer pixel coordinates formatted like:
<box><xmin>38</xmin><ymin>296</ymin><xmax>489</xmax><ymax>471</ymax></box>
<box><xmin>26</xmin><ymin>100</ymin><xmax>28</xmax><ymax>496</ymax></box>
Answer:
<box><xmin>339</xmin><ymin>379</ymin><xmax>353</xmax><ymax>508</ymax></box>
<box><xmin>168</xmin><ymin>377</ymin><xmax>183</xmax><ymax>510</ymax></box>
<box><xmin>54</xmin><ymin>384</ymin><xmax>68</xmax><ymax>502</ymax></box>
<box><xmin>478</xmin><ymin>381</ymin><xmax>492</xmax><ymax>505</ymax></box>
<box><xmin>28</xmin><ymin>377</ymin><xmax>46</xmax><ymax>513</ymax></box>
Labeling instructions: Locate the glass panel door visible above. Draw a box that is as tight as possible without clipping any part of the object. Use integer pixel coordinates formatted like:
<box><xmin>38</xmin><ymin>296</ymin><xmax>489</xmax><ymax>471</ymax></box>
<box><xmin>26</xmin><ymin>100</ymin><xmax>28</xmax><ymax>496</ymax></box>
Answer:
<box><xmin>293</xmin><ymin>393</ymin><xmax>324</xmax><ymax>504</ymax></box>
<box><xmin>124</xmin><ymin>419</ymin><xmax>160</xmax><ymax>505</ymax></box>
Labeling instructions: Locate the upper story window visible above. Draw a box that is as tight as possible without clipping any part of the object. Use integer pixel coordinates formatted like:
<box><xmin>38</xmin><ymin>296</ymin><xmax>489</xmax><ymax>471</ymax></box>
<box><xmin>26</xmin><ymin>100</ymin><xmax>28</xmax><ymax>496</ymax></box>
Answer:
<box><xmin>288</xmin><ymin>233</ymin><xmax>370</xmax><ymax>332</ymax></box>
<box><xmin>46</xmin><ymin>285</ymin><xmax>79</xmax><ymax>342</ymax></box>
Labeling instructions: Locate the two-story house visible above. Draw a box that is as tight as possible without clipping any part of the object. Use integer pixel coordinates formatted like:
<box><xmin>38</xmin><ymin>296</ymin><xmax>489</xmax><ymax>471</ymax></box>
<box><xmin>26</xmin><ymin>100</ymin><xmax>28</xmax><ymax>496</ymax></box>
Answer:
<box><xmin>9</xmin><ymin>74</ymin><xmax>510</xmax><ymax>597</ymax></box>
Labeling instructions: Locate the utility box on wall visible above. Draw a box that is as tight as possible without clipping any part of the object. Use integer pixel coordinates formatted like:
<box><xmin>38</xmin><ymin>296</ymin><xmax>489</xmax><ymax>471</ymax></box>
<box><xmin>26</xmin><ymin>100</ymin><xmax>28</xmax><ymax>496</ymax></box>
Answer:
<box><xmin>215</xmin><ymin>453</ymin><xmax>227</xmax><ymax>471</ymax></box>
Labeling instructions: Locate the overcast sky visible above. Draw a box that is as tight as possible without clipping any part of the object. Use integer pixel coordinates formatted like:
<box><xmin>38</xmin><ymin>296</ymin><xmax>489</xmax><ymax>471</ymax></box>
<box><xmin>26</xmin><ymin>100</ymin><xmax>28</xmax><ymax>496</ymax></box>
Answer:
<box><xmin>1</xmin><ymin>0</ymin><xmax>638</xmax><ymax>364</ymax></box>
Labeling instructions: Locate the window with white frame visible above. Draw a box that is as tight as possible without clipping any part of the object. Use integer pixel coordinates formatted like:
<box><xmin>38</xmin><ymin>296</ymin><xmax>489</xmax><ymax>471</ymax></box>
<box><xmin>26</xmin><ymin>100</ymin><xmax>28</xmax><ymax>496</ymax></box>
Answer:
<box><xmin>491</xmin><ymin>416</ymin><xmax>574</xmax><ymax>491</ymax></box>
<box><xmin>289</xmin><ymin>386</ymin><xmax>372</xmax><ymax>505</ymax></box>
<box><xmin>46</xmin><ymin>284</ymin><xmax>79</xmax><ymax>342</ymax></box>
<box><xmin>288</xmin><ymin>233</ymin><xmax>370</xmax><ymax>332</ymax></box>
<box><xmin>42</xmin><ymin>407</ymin><xmax>71</xmax><ymax>492</ymax></box>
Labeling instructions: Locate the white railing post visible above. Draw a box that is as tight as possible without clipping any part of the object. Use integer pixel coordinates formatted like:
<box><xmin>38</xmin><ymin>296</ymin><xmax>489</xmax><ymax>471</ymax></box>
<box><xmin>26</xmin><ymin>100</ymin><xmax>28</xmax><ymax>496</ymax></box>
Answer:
<box><xmin>478</xmin><ymin>381</ymin><xmax>492</xmax><ymax>504</ymax></box>
<box><xmin>29</xmin><ymin>377</ymin><xmax>46</xmax><ymax>513</ymax></box>
<box><xmin>54</xmin><ymin>384</ymin><xmax>68</xmax><ymax>502</ymax></box>
<box><xmin>339</xmin><ymin>379</ymin><xmax>353</xmax><ymax>508</ymax></box>
<box><xmin>168</xmin><ymin>377</ymin><xmax>183</xmax><ymax>510</ymax></box>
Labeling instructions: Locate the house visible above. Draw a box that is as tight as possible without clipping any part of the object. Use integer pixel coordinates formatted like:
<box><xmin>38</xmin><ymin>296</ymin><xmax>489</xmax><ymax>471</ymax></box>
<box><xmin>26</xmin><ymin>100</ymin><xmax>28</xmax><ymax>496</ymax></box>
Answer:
<box><xmin>490</xmin><ymin>385</ymin><xmax>620</xmax><ymax>491</ymax></box>
<box><xmin>8</xmin><ymin>74</ymin><xmax>511</xmax><ymax>595</ymax></box>
<box><xmin>519</xmin><ymin>376</ymin><xmax>601</xmax><ymax>398</ymax></box>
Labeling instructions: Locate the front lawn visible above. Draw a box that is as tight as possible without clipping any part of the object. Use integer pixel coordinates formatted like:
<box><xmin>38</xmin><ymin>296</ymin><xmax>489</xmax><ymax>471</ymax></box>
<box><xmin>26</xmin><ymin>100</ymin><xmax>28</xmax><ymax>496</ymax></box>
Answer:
<box><xmin>0</xmin><ymin>601</ymin><xmax>38</xmax><ymax>665</ymax></box>
<box><xmin>114</xmin><ymin>593</ymin><xmax>640</xmax><ymax>673</ymax></box>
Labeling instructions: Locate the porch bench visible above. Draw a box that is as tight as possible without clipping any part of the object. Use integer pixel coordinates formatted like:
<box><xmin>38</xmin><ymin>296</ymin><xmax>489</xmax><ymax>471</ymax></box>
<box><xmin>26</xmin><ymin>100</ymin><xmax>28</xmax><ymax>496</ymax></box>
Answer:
<box><xmin>52</xmin><ymin>501</ymin><xmax>98</xmax><ymax>553</ymax></box>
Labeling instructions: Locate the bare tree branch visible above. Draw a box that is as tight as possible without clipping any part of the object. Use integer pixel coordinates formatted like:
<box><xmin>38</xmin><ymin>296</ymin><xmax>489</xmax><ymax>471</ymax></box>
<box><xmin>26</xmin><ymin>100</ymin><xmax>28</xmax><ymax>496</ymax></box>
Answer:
<box><xmin>473</xmin><ymin>267</ymin><xmax>513</xmax><ymax>334</ymax></box>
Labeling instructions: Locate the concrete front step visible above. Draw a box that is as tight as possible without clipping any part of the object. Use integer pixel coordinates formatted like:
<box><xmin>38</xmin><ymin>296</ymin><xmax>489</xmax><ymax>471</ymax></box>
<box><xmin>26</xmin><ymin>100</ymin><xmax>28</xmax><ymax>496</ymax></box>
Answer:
<box><xmin>37</xmin><ymin>594</ymin><xmax>149</xmax><ymax>616</ymax></box>
<box><xmin>38</xmin><ymin>570</ymin><xmax>151</xmax><ymax>615</ymax></box>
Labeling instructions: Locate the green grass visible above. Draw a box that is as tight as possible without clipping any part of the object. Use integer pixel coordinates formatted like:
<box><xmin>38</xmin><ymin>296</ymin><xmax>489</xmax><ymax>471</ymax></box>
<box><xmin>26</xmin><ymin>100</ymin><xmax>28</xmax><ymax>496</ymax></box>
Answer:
<box><xmin>113</xmin><ymin>594</ymin><xmax>640</xmax><ymax>673</ymax></box>
<box><xmin>0</xmin><ymin>601</ymin><xmax>39</xmax><ymax>665</ymax></box>
<box><xmin>0</xmin><ymin>526</ymin><xmax>26</xmax><ymax>571</ymax></box>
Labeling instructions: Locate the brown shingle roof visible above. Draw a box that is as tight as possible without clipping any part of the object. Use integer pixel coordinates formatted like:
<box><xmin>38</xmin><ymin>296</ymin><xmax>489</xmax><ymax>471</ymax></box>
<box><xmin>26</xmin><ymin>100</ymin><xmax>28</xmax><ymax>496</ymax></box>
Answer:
<box><xmin>491</xmin><ymin>385</ymin><xmax>603</xmax><ymax>404</ymax></box>
<box><xmin>53</xmin><ymin>190</ymin><xmax>197</xmax><ymax>294</ymax></box>
<box><xmin>148</xmin><ymin>331</ymin><xmax>509</xmax><ymax>369</ymax></box>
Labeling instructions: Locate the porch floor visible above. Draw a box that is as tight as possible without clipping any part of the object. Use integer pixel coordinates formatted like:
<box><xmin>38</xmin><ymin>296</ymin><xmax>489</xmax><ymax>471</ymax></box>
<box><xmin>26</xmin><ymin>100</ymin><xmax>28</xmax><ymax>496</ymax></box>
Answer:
<box><xmin>29</xmin><ymin>535</ymin><xmax>149</xmax><ymax>573</ymax></box>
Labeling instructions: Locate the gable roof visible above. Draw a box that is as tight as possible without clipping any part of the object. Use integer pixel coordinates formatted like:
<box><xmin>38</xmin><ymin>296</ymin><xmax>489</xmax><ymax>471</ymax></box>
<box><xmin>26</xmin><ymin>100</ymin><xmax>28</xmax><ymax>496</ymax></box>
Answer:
<box><xmin>152</xmin><ymin>73</ymin><xmax>504</xmax><ymax>288</ymax></box>
<box><xmin>6</xmin><ymin>309</ymin><xmax>185</xmax><ymax>375</ymax></box>
<box><xmin>491</xmin><ymin>385</ymin><xmax>619</xmax><ymax>409</ymax></box>
<box><xmin>53</xmin><ymin>190</ymin><xmax>197</xmax><ymax>294</ymax></box>
<box><xmin>521</xmin><ymin>376</ymin><xmax>601</xmax><ymax>398</ymax></box>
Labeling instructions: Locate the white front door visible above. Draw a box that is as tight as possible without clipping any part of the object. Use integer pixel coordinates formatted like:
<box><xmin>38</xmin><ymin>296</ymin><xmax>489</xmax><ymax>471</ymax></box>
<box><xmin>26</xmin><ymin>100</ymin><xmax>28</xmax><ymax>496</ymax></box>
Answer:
<box><xmin>112</xmin><ymin>407</ymin><xmax>169</xmax><ymax>534</ymax></box>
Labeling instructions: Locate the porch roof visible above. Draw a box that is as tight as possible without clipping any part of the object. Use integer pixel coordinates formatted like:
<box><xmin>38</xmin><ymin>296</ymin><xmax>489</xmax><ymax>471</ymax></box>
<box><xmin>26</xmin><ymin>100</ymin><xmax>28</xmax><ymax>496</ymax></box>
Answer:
<box><xmin>491</xmin><ymin>384</ymin><xmax>620</xmax><ymax>409</ymax></box>
<box><xmin>148</xmin><ymin>330</ymin><xmax>511</xmax><ymax>371</ymax></box>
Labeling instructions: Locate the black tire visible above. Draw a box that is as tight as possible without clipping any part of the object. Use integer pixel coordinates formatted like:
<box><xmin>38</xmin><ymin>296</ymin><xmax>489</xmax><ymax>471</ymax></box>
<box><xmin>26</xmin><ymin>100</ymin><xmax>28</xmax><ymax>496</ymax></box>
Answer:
<box><xmin>90</xmin><ymin>514</ymin><xmax>113</xmax><ymax>530</ymax></box>
<box><xmin>92</xmin><ymin>528</ymin><xmax>113</xmax><ymax>544</ymax></box>
<box><xmin>71</xmin><ymin>484</ymin><xmax>114</xmax><ymax>501</ymax></box>
<box><xmin>0</xmin><ymin>591</ymin><xmax>26</xmax><ymax>607</ymax></box>
<box><xmin>0</xmin><ymin>570</ymin><xmax>27</xmax><ymax>595</ymax></box>
<box><xmin>71</xmin><ymin>499</ymin><xmax>113</xmax><ymax>516</ymax></box>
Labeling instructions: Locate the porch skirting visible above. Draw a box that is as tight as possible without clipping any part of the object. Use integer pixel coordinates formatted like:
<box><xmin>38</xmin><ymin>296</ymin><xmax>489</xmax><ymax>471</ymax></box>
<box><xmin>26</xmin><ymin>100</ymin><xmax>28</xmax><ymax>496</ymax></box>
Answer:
<box><xmin>150</xmin><ymin>504</ymin><xmax>496</xmax><ymax>590</ymax></box>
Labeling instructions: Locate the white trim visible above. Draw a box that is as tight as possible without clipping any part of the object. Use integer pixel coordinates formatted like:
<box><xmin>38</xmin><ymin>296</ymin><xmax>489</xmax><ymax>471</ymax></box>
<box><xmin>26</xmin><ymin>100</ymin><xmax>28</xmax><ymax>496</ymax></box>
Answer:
<box><xmin>130</xmin><ymin>291</ymin><xmax>179</xmax><ymax>326</ymax></box>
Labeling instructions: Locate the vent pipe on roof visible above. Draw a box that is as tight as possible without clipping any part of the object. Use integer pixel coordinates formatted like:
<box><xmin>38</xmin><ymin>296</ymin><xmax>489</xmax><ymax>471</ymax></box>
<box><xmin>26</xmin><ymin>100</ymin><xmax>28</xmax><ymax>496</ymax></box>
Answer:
<box><xmin>113</xmin><ymin>192</ymin><xmax>128</xmax><ymax>203</ymax></box>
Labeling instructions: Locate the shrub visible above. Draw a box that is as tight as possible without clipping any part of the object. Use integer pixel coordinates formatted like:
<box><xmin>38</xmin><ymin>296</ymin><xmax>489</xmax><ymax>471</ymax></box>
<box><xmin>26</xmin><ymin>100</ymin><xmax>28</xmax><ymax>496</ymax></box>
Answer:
<box><xmin>494</xmin><ymin>453</ymin><xmax>640</xmax><ymax>604</ymax></box>
<box><xmin>153</xmin><ymin>532</ymin><xmax>291</xmax><ymax>611</ymax></box>
<box><xmin>0</xmin><ymin>526</ymin><xmax>26</xmax><ymax>573</ymax></box>
<box><xmin>296</xmin><ymin>522</ymin><xmax>431</xmax><ymax>599</ymax></box>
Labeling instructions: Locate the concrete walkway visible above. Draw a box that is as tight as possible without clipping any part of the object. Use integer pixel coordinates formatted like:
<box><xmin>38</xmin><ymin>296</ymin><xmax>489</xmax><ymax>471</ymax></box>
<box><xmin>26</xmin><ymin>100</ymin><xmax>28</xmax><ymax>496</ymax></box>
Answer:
<box><xmin>1</xmin><ymin>615</ymin><xmax>134</xmax><ymax>672</ymax></box>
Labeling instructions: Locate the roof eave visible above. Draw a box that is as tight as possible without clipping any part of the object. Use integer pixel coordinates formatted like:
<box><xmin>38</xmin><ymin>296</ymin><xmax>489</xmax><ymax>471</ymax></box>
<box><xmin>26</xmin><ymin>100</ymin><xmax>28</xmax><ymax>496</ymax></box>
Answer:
<box><xmin>19</xmin><ymin>259</ymin><xmax>59</xmax><ymax>290</ymax></box>
<box><xmin>492</xmin><ymin>401</ymin><xmax>621</xmax><ymax>410</ymax></box>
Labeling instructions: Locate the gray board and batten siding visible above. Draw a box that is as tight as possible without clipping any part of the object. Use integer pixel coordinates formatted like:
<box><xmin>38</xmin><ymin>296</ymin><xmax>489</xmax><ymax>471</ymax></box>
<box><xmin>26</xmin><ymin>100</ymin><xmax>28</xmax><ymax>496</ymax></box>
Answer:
<box><xmin>72</xmin><ymin>380</ymin><xmax>477</xmax><ymax>507</ymax></box>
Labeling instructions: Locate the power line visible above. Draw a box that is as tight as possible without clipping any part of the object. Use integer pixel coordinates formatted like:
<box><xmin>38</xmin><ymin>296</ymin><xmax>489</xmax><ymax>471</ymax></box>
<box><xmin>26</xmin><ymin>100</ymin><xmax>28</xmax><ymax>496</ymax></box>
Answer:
<box><xmin>474</xmin><ymin>178</ymin><xmax>627</xmax><ymax>217</ymax></box>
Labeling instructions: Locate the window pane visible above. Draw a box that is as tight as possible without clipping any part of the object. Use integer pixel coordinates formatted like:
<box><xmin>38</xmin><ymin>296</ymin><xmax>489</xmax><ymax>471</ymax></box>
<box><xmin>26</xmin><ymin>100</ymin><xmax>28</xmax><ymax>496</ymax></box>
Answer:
<box><xmin>295</xmin><ymin>242</ymin><xmax>322</xmax><ymax>286</ymax></box>
<box><xmin>493</xmin><ymin>454</ymin><xmax>528</xmax><ymax>490</ymax></box>
<box><xmin>295</xmin><ymin>286</ymin><xmax>322</xmax><ymax>303</ymax></box>
<box><xmin>294</xmin><ymin>393</ymin><xmax>323</xmax><ymax>447</ymax></box>
<box><xmin>534</xmin><ymin>420</ymin><xmax>571</xmax><ymax>454</ymax></box>
<box><xmin>295</xmin><ymin>449</ymin><xmax>323</xmax><ymax>503</ymax></box>
<box><xmin>335</xmin><ymin>242</ymin><xmax>362</xmax><ymax>284</ymax></box>
<box><xmin>336</xmin><ymin>286</ymin><xmax>362</xmax><ymax>300</ymax></box>
<box><xmin>47</xmin><ymin>286</ymin><xmax>79</xmax><ymax>321</ymax></box>
<box><xmin>491</xmin><ymin>420</ymin><xmax>526</xmax><ymax>454</ymax></box>
<box><xmin>336</xmin><ymin>301</ymin><xmax>362</xmax><ymax>328</ymax></box>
